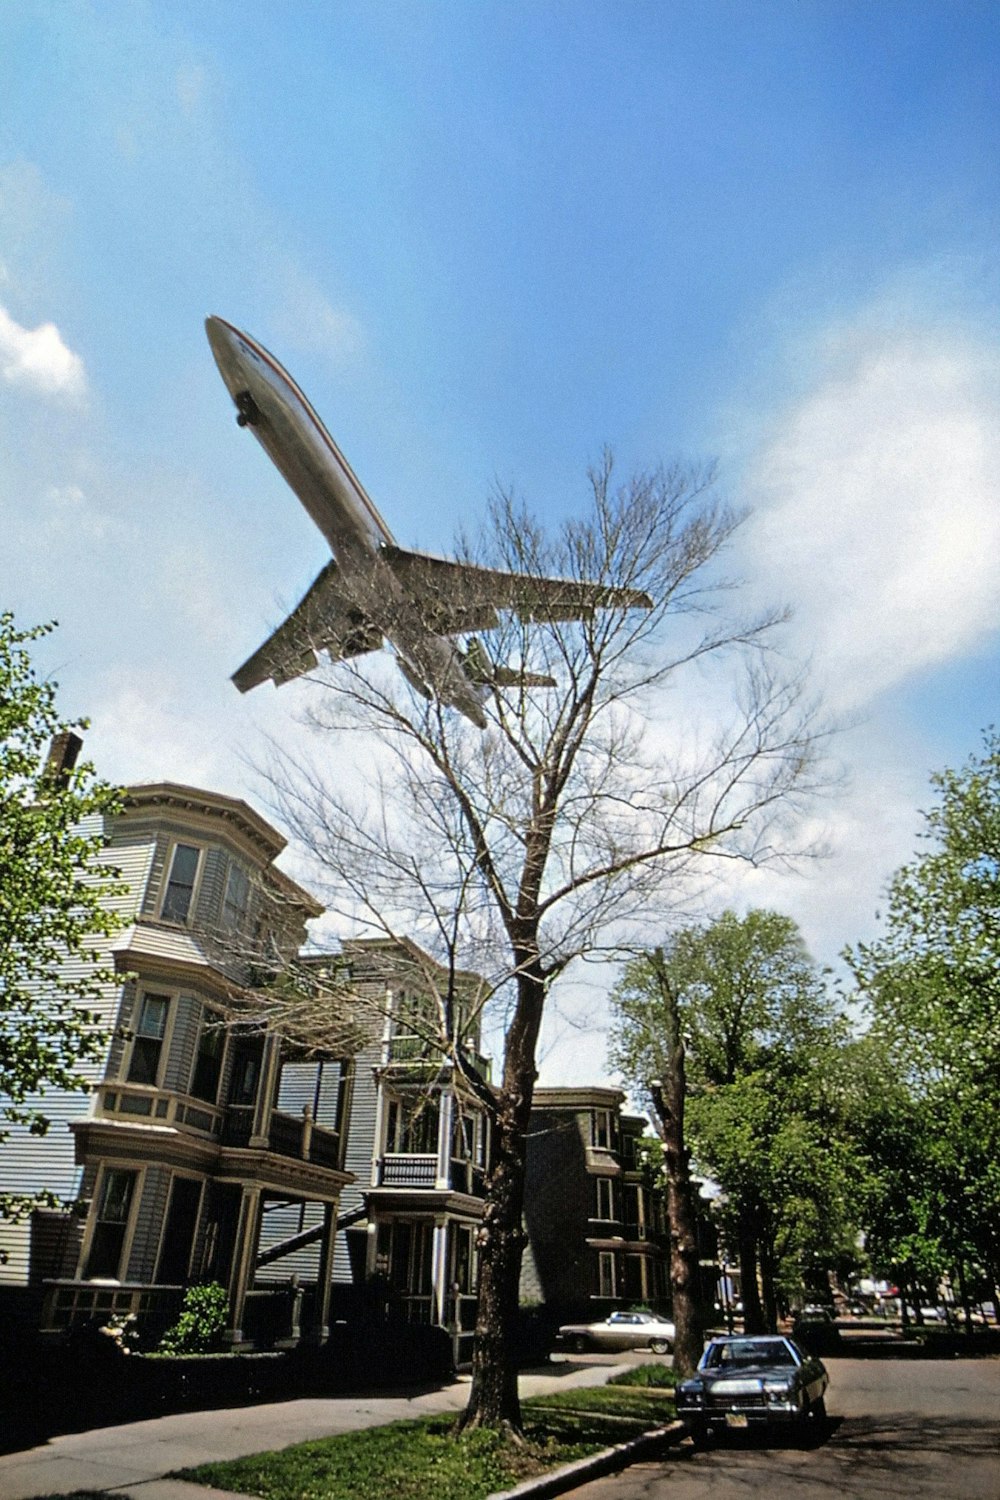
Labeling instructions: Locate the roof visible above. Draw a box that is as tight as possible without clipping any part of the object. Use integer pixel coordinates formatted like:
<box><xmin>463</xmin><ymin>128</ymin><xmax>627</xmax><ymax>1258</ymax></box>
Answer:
<box><xmin>531</xmin><ymin>1086</ymin><xmax>626</xmax><ymax>1110</ymax></box>
<box><xmin>123</xmin><ymin>782</ymin><xmax>287</xmax><ymax>860</ymax></box>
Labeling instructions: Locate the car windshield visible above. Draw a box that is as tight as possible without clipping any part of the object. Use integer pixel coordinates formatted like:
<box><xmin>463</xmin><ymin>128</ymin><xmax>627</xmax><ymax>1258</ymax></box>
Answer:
<box><xmin>703</xmin><ymin>1339</ymin><xmax>796</xmax><ymax>1369</ymax></box>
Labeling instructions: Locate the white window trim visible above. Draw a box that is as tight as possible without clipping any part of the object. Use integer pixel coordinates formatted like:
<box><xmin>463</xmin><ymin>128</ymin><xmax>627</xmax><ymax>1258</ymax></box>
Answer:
<box><xmin>189</xmin><ymin>1004</ymin><xmax>228</xmax><ymax>1104</ymax></box>
<box><xmin>158</xmin><ymin>840</ymin><xmax>207</xmax><ymax>926</ymax></box>
<box><xmin>79</xmin><ymin>1164</ymin><xmax>146</xmax><ymax>1283</ymax></box>
<box><xmin>597</xmin><ymin>1249</ymin><xmax>617</xmax><ymax>1300</ymax></box>
<box><xmin>123</xmin><ymin>987</ymin><xmax>179</xmax><ymax>1090</ymax></box>
<box><xmin>594</xmin><ymin>1175</ymin><xmax>616</xmax><ymax>1221</ymax></box>
<box><xmin>222</xmin><ymin>860</ymin><xmax>252</xmax><ymax>931</ymax></box>
<box><xmin>154</xmin><ymin>1173</ymin><xmax>206</xmax><ymax>1285</ymax></box>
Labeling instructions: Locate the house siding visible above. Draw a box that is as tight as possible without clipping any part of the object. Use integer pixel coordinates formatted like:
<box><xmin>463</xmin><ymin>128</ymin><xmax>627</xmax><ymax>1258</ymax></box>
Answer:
<box><xmin>332</xmin><ymin>1038</ymin><xmax>380</xmax><ymax>1282</ymax></box>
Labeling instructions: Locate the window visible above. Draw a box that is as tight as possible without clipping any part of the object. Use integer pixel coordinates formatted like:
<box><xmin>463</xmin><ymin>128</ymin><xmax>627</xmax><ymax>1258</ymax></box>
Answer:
<box><xmin>592</xmin><ymin>1109</ymin><xmax>614</xmax><ymax>1149</ymax></box>
<box><xmin>190</xmin><ymin>1009</ymin><xmax>225</xmax><ymax>1102</ymax></box>
<box><xmin>227</xmin><ymin>1030</ymin><xmax>264</xmax><ymax>1106</ymax></box>
<box><xmin>222</xmin><ymin>863</ymin><xmax>250</xmax><ymax>930</ymax></box>
<box><xmin>624</xmin><ymin>1254</ymin><xmax>645</xmax><ymax>1301</ymax></box>
<box><xmin>452</xmin><ymin>1111</ymin><xmax>475</xmax><ymax>1160</ymax></box>
<box><xmin>598</xmin><ymin>1250</ymin><xmax>617</xmax><ymax>1299</ymax></box>
<box><xmin>385</xmin><ymin>1095</ymin><xmax>440</xmax><ymax>1155</ymax></box>
<box><xmin>379</xmin><ymin>1220</ymin><xmax>433</xmax><ymax>1298</ymax></box>
<box><xmin>161</xmin><ymin>843</ymin><xmax>201</xmax><ymax>923</ymax></box>
<box><xmin>156</xmin><ymin>1175</ymin><xmax>203</xmax><ymax>1284</ymax></box>
<box><xmin>594</xmin><ymin>1176</ymin><xmax>616</xmax><ymax>1221</ymax></box>
<box><xmin>451</xmin><ymin>1224</ymin><xmax>477</xmax><ymax>1294</ymax></box>
<box><xmin>127</xmin><ymin>992</ymin><xmax>170</xmax><ymax>1084</ymax></box>
<box><xmin>85</xmin><ymin>1169</ymin><xmax>137</xmax><ymax>1279</ymax></box>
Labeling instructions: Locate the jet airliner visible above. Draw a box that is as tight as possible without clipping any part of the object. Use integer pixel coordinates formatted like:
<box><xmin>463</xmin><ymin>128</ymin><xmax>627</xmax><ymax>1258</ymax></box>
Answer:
<box><xmin>206</xmin><ymin>316</ymin><xmax>652</xmax><ymax>728</ymax></box>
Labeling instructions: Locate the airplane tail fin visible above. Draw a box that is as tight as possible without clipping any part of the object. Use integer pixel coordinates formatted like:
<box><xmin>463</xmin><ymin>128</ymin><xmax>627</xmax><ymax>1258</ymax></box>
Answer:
<box><xmin>462</xmin><ymin>637</ymin><xmax>556</xmax><ymax>689</ymax></box>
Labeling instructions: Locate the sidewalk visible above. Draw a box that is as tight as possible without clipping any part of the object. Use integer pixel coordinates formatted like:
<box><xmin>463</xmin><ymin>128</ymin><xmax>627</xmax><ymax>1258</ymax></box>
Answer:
<box><xmin>0</xmin><ymin>1360</ymin><xmax>626</xmax><ymax>1500</ymax></box>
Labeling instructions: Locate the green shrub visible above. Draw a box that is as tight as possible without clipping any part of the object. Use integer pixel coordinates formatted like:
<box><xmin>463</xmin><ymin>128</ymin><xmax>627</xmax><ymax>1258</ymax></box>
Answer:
<box><xmin>159</xmin><ymin>1283</ymin><xmax>229</xmax><ymax>1354</ymax></box>
<box><xmin>608</xmin><ymin>1360</ymin><xmax>677</xmax><ymax>1388</ymax></box>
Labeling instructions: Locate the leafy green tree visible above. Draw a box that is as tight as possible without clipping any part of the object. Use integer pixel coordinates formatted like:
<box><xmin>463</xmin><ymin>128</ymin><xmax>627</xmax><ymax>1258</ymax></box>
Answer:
<box><xmin>610</xmin><ymin>948</ymin><xmax>705</xmax><ymax>1376</ymax></box>
<box><xmin>612</xmin><ymin>911</ymin><xmax>858</xmax><ymax>1331</ymax></box>
<box><xmin>0</xmin><ymin>613</ymin><xmax>125</xmax><ymax>1218</ymax></box>
<box><xmin>847</xmin><ymin>731</ymin><xmax>1000</xmax><ymax>1314</ymax></box>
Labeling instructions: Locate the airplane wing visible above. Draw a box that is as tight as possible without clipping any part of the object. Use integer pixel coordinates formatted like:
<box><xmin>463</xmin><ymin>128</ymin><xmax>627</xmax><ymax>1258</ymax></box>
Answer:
<box><xmin>383</xmin><ymin>546</ymin><xmax>653</xmax><ymax>633</ymax></box>
<box><xmin>232</xmin><ymin>560</ymin><xmax>383</xmax><ymax>692</ymax></box>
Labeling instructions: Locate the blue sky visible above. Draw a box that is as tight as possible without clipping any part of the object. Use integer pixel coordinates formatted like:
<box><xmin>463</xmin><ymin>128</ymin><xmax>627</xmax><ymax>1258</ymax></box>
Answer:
<box><xmin>2</xmin><ymin>1</ymin><xmax>998</xmax><ymax>1080</ymax></box>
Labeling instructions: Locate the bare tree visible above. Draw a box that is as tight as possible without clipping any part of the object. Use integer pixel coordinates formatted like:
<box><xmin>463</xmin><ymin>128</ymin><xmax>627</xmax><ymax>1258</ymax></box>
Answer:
<box><xmin>258</xmin><ymin>454</ymin><xmax>828</xmax><ymax>1434</ymax></box>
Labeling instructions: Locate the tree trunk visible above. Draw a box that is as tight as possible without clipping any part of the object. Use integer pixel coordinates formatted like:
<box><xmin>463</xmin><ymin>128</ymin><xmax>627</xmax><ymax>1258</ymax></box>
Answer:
<box><xmin>758</xmin><ymin>1228</ymin><xmax>779</xmax><ymax>1333</ymax></box>
<box><xmin>459</xmin><ymin>1099</ymin><xmax>528</xmax><ymax>1433</ymax></box>
<box><xmin>459</xmin><ymin>957</ymin><xmax>545</xmax><ymax>1434</ymax></box>
<box><xmin>737</xmin><ymin>1207</ymin><xmax>765</xmax><ymax>1333</ymax></box>
<box><xmin>648</xmin><ymin>956</ymin><xmax>703</xmax><ymax>1378</ymax></box>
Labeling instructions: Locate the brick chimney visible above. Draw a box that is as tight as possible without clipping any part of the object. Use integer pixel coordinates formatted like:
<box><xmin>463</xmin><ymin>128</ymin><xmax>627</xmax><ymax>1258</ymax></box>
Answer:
<box><xmin>43</xmin><ymin>731</ymin><xmax>84</xmax><ymax>787</ymax></box>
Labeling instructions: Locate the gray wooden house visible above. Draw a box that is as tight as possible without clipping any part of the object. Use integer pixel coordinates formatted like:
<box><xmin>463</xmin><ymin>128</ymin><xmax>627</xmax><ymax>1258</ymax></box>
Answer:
<box><xmin>324</xmin><ymin>938</ymin><xmax>490</xmax><ymax>1366</ymax></box>
<box><xmin>0</xmin><ymin>781</ymin><xmax>355</xmax><ymax>1346</ymax></box>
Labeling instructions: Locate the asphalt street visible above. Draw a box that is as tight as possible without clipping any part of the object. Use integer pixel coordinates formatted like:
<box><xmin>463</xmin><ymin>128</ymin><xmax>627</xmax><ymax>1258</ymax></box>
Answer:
<box><xmin>567</xmin><ymin>1356</ymin><xmax>1000</xmax><ymax>1500</ymax></box>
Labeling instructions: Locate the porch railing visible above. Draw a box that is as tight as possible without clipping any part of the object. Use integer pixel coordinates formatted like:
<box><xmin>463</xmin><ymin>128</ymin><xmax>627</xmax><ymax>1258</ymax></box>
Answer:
<box><xmin>379</xmin><ymin>1153</ymin><xmax>438</xmax><ymax>1187</ymax></box>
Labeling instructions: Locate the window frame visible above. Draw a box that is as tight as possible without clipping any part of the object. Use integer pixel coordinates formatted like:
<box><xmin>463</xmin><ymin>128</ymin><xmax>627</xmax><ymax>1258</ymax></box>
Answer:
<box><xmin>158</xmin><ymin>841</ymin><xmax>205</xmax><ymax>925</ymax></box>
<box><xmin>155</xmin><ymin>1172</ymin><xmax>205</xmax><ymax>1285</ymax></box>
<box><xmin>82</xmin><ymin>1165</ymin><xmax>142</xmax><ymax>1281</ymax></box>
<box><xmin>125</xmin><ymin>990</ymin><xmax>174</xmax><ymax>1087</ymax></box>
<box><xmin>594</xmin><ymin>1174</ymin><xmax>617</xmax><ymax>1222</ymax></box>
<box><xmin>592</xmin><ymin>1108</ymin><xmax>615</xmax><ymax>1150</ymax></box>
<box><xmin>189</xmin><ymin>1005</ymin><xmax>227</xmax><ymax>1103</ymax></box>
<box><xmin>597</xmin><ymin>1249</ymin><xmax>617</xmax><ymax>1300</ymax></box>
<box><xmin>222</xmin><ymin>860</ymin><xmax>251</xmax><ymax>931</ymax></box>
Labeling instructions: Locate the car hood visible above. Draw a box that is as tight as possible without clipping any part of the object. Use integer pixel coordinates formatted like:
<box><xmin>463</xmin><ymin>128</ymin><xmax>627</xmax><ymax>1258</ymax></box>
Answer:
<box><xmin>685</xmin><ymin>1363</ymin><xmax>798</xmax><ymax>1387</ymax></box>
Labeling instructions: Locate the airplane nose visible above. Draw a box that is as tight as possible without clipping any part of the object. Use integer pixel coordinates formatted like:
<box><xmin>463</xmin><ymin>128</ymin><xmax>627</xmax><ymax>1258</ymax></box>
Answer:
<box><xmin>205</xmin><ymin>317</ymin><xmax>247</xmax><ymax>392</ymax></box>
<box><xmin>205</xmin><ymin>315</ymin><xmax>231</xmax><ymax>360</ymax></box>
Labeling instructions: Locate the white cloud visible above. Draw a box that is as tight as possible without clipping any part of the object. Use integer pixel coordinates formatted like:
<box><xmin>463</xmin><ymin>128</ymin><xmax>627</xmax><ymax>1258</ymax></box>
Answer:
<box><xmin>39</xmin><ymin>483</ymin><xmax>109</xmax><ymax>541</ymax></box>
<box><xmin>0</xmin><ymin>303</ymin><xmax>86</xmax><ymax>399</ymax></box>
<box><xmin>741</xmin><ymin>317</ymin><xmax>1000</xmax><ymax>711</ymax></box>
<box><xmin>272</xmin><ymin>272</ymin><xmax>367</xmax><ymax>368</ymax></box>
<box><xmin>176</xmin><ymin>63</ymin><xmax>207</xmax><ymax>119</ymax></box>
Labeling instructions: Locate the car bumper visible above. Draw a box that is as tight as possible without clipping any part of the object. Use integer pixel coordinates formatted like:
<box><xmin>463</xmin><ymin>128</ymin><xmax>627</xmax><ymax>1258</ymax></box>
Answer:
<box><xmin>679</xmin><ymin>1402</ymin><xmax>806</xmax><ymax>1431</ymax></box>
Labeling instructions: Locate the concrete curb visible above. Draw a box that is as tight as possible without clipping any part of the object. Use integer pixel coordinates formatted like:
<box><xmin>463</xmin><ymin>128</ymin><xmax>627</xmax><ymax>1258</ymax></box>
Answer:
<box><xmin>484</xmin><ymin>1421</ymin><xmax>687</xmax><ymax>1500</ymax></box>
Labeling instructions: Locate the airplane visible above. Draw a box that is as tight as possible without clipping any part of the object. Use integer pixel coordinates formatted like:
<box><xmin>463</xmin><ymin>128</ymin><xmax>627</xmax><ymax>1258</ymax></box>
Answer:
<box><xmin>206</xmin><ymin>316</ymin><xmax>653</xmax><ymax>728</ymax></box>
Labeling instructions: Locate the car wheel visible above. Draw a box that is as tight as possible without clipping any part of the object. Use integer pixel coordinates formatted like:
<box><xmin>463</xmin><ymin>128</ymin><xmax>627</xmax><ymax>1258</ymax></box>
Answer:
<box><xmin>649</xmin><ymin>1338</ymin><xmax>671</xmax><ymax>1355</ymax></box>
<box><xmin>688</xmin><ymin>1422</ymin><xmax>712</xmax><ymax>1448</ymax></box>
<box><xmin>572</xmin><ymin>1334</ymin><xmax>590</xmax><ymax>1353</ymax></box>
<box><xmin>798</xmin><ymin>1395</ymin><xmax>827</xmax><ymax>1446</ymax></box>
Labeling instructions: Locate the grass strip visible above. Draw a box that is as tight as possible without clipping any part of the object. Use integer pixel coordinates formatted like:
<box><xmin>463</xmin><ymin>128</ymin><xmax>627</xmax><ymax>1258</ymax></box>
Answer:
<box><xmin>174</xmin><ymin>1386</ymin><xmax>676</xmax><ymax>1500</ymax></box>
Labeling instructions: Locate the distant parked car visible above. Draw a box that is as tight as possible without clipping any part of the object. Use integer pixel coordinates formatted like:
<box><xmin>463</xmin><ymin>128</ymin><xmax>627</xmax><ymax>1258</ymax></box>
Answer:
<box><xmin>677</xmin><ymin>1334</ymin><xmax>829</xmax><ymax>1444</ymax></box>
<box><xmin>792</xmin><ymin>1308</ymin><xmax>842</xmax><ymax>1354</ymax></box>
<box><xmin>794</xmin><ymin>1305</ymin><xmax>835</xmax><ymax>1324</ymax></box>
<box><xmin>556</xmin><ymin>1310</ymin><xmax>676</xmax><ymax>1354</ymax></box>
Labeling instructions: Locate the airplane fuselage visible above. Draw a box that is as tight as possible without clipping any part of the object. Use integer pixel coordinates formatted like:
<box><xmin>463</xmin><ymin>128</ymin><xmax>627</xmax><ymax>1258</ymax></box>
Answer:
<box><xmin>206</xmin><ymin>316</ymin><xmax>489</xmax><ymax>724</ymax></box>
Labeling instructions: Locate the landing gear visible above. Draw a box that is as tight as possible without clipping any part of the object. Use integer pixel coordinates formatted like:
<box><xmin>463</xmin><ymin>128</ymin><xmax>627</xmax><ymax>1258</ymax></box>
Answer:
<box><xmin>235</xmin><ymin>389</ymin><xmax>261</xmax><ymax>427</ymax></box>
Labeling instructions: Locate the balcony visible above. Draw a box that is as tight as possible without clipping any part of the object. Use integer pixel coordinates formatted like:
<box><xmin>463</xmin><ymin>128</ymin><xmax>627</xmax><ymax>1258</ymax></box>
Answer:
<box><xmin>95</xmin><ymin>1082</ymin><xmax>224</xmax><ymax>1136</ymax></box>
<box><xmin>379</xmin><ymin>1153</ymin><xmax>438</xmax><ymax>1187</ymax></box>
<box><xmin>221</xmin><ymin>1106</ymin><xmax>341</xmax><ymax>1169</ymax></box>
<box><xmin>376</xmin><ymin>1154</ymin><xmax>486</xmax><ymax>1195</ymax></box>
